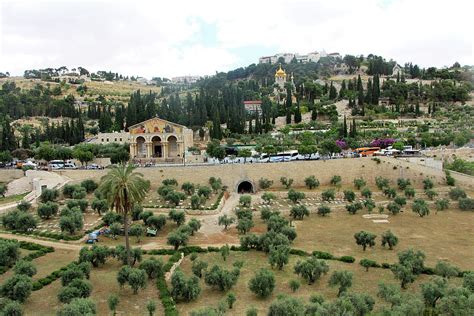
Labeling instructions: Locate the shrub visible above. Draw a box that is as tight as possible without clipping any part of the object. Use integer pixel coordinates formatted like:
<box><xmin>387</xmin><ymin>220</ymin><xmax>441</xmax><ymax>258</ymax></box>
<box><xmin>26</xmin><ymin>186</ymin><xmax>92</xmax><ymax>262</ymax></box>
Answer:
<box><xmin>81</xmin><ymin>180</ymin><xmax>98</xmax><ymax>193</ymax></box>
<box><xmin>17</xmin><ymin>200</ymin><xmax>31</xmax><ymax>212</ymax></box>
<box><xmin>458</xmin><ymin>198</ymin><xmax>474</xmax><ymax>211</ymax></box>
<box><xmin>435</xmin><ymin>199</ymin><xmax>450</xmax><ymax>212</ymax></box>
<box><xmin>424</xmin><ymin>189</ymin><xmax>438</xmax><ymax>200</ymax></box>
<box><xmin>259</xmin><ymin>178</ymin><xmax>273</xmax><ymax>189</ymax></box>
<box><xmin>394</xmin><ymin>196</ymin><xmax>407</xmax><ymax>207</ymax></box>
<box><xmin>289</xmin><ymin>279</ymin><xmax>300</xmax><ymax>292</ymax></box>
<box><xmin>312</xmin><ymin>251</ymin><xmax>334</xmax><ymax>260</ymax></box>
<box><xmin>162</xmin><ymin>179</ymin><xmax>178</xmax><ymax>186</ymax></box>
<box><xmin>449</xmin><ymin>187</ymin><xmax>467</xmax><ymax>200</ymax></box>
<box><xmin>57</xmin><ymin>298</ymin><xmax>96</xmax><ymax>316</ymax></box>
<box><xmin>445</xmin><ymin>170</ymin><xmax>455</xmax><ymax>186</ymax></box>
<box><xmin>360</xmin><ymin>259</ymin><xmax>379</xmax><ymax>271</ymax></box>
<box><xmin>338</xmin><ymin>256</ymin><xmax>355</xmax><ymax>263</ymax></box>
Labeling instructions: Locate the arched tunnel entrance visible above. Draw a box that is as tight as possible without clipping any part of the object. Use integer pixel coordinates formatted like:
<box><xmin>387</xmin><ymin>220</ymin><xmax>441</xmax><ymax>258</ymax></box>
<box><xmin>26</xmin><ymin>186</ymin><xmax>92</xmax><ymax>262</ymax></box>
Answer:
<box><xmin>237</xmin><ymin>181</ymin><xmax>254</xmax><ymax>194</ymax></box>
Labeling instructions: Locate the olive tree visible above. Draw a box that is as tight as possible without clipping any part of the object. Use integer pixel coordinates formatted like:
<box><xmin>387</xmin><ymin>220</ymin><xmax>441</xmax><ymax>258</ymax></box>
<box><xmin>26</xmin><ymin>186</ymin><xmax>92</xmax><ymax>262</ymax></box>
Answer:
<box><xmin>328</xmin><ymin>270</ymin><xmax>353</xmax><ymax>296</ymax></box>
<box><xmin>218</xmin><ymin>214</ymin><xmax>235</xmax><ymax>230</ymax></box>
<box><xmin>343</xmin><ymin>190</ymin><xmax>356</xmax><ymax>202</ymax></box>
<box><xmin>354</xmin><ymin>231</ymin><xmax>376</xmax><ymax>251</ymax></box>
<box><xmin>287</xmin><ymin>189</ymin><xmax>305</xmax><ymax>204</ymax></box>
<box><xmin>412</xmin><ymin>199</ymin><xmax>430</xmax><ymax>217</ymax></box>
<box><xmin>290</xmin><ymin>205</ymin><xmax>309</xmax><ymax>220</ymax></box>
<box><xmin>171</xmin><ymin>269</ymin><xmax>201</xmax><ymax>302</ymax></box>
<box><xmin>317</xmin><ymin>205</ymin><xmax>331</xmax><ymax>216</ymax></box>
<box><xmin>354</xmin><ymin>178</ymin><xmax>367</xmax><ymax>190</ymax></box>
<box><xmin>280</xmin><ymin>177</ymin><xmax>293</xmax><ymax>189</ymax></box>
<box><xmin>248</xmin><ymin>268</ymin><xmax>275</xmax><ymax>298</ymax></box>
<box><xmin>381</xmin><ymin>230</ymin><xmax>398</xmax><ymax>250</ymax></box>
<box><xmin>268</xmin><ymin>245</ymin><xmax>290</xmax><ymax>270</ymax></box>
<box><xmin>294</xmin><ymin>257</ymin><xmax>329</xmax><ymax>284</ymax></box>
<box><xmin>434</xmin><ymin>261</ymin><xmax>460</xmax><ymax>279</ymax></box>
<box><xmin>305</xmin><ymin>176</ymin><xmax>320</xmax><ymax>189</ymax></box>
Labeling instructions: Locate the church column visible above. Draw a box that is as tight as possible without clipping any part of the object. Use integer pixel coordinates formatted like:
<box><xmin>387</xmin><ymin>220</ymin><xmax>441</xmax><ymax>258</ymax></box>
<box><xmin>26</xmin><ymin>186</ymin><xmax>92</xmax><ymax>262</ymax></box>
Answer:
<box><xmin>162</xmin><ymin>142</ymin><xmax>168</xmax><ymax>158</ymax></box>
<box><xmin>129</xmin><ymin>143</ymin><xmax>136</xmax><ymax>158</ymax></box>
<box><xmin>146</xmin><ymin>142</ymin><xmax>153</xmax><ymax>158</ymax></box>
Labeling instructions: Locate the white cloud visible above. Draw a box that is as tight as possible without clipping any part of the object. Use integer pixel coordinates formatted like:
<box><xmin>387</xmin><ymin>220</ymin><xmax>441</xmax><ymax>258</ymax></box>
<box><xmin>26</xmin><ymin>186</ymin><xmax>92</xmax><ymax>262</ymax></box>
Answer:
<box><xmin>0</xmin><ymin>0</ymin><xmax>472</xmax><ymax>78</ymax></box>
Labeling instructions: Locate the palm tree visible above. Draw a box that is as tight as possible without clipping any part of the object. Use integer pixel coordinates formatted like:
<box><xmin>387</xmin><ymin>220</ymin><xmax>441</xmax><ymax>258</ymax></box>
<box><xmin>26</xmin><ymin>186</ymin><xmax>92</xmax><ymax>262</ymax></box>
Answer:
<box><xmin>99</xmin><ymin>164</ymin><xmax>149</xmax><ymax>265</ymax></box>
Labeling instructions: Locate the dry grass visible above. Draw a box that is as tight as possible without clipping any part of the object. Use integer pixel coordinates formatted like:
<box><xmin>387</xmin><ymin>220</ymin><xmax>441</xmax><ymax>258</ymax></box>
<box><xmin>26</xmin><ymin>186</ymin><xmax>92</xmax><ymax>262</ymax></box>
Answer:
<box><xmin>23</xmin><ymin>256</ymin><xmax>165</xmax><ymax>316</ymax></box>
<box><xmin>174</xmin><ymin>251</ymin><xmax>461</xmax><ymax>315</ymax></box>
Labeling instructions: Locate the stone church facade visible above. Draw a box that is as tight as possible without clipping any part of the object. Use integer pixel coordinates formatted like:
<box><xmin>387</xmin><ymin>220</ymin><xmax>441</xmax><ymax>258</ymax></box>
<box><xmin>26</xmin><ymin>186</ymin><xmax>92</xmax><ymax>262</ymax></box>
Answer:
<box><xmin>128</xmin><ymin>118</ymin><xmax>194</xmax><ymax>161</ymax></box>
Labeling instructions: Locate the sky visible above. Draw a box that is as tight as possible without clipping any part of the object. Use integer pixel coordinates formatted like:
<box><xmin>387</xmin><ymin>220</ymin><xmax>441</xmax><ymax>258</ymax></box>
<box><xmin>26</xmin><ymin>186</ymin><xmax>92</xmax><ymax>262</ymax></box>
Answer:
<box><xmin>0</xmin><ymin>0</ymin><xmax>472</xmax><ymax>79</ymax></box>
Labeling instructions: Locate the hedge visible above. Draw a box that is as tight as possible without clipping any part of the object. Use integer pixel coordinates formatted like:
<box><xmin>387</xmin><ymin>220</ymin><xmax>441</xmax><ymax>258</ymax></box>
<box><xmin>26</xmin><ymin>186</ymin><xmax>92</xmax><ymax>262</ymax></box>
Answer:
<box><xmin>0</xmin><ymin>238</ymin><xmax>55</xmax><ymax>275</ymax></box>
<box><xmin>32</xmin><ymin>263</ymin><xmax>74</xmax><ymax>291</ymax></box>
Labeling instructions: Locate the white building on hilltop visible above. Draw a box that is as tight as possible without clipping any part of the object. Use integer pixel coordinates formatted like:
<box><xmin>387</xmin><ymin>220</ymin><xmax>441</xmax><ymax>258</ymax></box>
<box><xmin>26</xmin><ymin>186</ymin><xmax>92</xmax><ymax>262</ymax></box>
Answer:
<box><xmin>259</xmin><ymin>50</ymin><xmax>334</xmax><ymax>64</ymax></box>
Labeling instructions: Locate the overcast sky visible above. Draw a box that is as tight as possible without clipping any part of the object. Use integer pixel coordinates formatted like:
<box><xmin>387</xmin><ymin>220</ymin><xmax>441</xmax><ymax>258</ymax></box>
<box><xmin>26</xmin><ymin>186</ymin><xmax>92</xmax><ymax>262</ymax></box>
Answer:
<box><xmin>0</xmin><ymin>0</ymin><xmax>472</xmax><ymax>78</ymax></box>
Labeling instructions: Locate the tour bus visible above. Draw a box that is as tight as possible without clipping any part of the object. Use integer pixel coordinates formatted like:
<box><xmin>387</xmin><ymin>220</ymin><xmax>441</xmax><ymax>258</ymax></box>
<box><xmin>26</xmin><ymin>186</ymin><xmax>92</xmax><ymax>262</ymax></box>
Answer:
<box><xmin>269</xmin><ymin>150</ymin><xmax>299</xmax><ymax>163</ymax></box>
<box><xmin>355</xmin><ymin>147</ymin><xmax>381</xmax><ymax>157</ymax></box>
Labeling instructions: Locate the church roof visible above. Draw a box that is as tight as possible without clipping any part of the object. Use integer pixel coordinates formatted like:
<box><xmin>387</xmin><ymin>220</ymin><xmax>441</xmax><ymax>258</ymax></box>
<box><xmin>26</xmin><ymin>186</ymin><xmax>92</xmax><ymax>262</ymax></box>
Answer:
<box><xmin>128</xmin><ymin>117</ymin><xmax>188</xmax><ymax>129</ymax></box>
<box><xmin>275</xmin><ymin>64</ymin><xmax>286</xmax><ymax>77</ymax></box>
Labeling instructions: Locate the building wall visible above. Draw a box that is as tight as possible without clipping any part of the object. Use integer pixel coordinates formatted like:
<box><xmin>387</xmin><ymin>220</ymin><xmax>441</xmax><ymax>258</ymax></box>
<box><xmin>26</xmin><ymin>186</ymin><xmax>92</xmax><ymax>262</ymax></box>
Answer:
<box><xmin>96</xmin><ymin>132</ymin><xmax>129</xmax><ymax>144</ymax></box>
<box><xmin>47</xmin><ymin>157</ymin><xmax>473</xmax><ymax>192</ymax></box>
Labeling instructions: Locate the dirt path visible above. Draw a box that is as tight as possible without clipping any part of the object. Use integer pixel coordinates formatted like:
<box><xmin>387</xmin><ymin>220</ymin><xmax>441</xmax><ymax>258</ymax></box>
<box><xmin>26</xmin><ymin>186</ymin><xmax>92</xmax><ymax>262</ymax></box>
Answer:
<box><xmin>0</xmin><ymin>233</ymin><xmax>82</xmax><ymax>251</ymax></box>
<box><xmin>194</xmin><ymin>193</ymin><xmax>240</xmax><ymax>235</ymax></box>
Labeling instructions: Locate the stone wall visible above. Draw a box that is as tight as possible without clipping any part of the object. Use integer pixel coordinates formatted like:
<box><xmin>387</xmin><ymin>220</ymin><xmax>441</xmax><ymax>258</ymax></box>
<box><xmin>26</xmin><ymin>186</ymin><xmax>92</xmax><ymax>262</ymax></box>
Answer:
<box><xmin>0</xmin><ymin>169</ymin><xmax>24</xmax><ymax>183</ymax></box>
<box><xmin>44</xmin><ymin>157</ymin><xmax>472</xmax><ymax>191</ymax></box>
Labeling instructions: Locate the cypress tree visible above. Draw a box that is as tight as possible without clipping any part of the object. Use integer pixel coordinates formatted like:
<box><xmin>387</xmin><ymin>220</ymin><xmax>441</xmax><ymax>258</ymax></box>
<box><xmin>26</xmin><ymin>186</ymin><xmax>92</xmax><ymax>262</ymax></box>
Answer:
<box><xmin>329</xmin><ymin>82</ymin><xmax>337</xmax><ymax>100</ymax></box>
<box><xmin>339</xmin><ymin>80</ymin><xmax>346</xmax><ymax>98</ymax></box>
<box><xmin>285</xmin><ymin>87</ymin><xmax>292</xmax><ymax>124</ymax></box>
<box><xmin>294</xmin><ymin>102</ymin><xmax>302</xmax><ymax>123</ymax></box>
<box><xmin>342</xmin><ymin>115</ymin><xmax>347</xmax><ymax>137</ymax></box>
<box><xmin>372</xmin><ymin>74</ymin><xmax>380</xmax><ymax>105</ymax></box>
<box><xmin>365</xmin><ymin>78</ymin><xmax>372</xmax><ymax>104</ymax></box>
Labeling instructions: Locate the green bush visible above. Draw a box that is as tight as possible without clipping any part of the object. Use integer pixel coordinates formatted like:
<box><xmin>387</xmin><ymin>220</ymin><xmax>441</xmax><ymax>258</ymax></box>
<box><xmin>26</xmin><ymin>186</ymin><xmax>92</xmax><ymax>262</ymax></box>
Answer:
<box><xmin>338</xmin><ymin>256</ymin><xmax>355</xmax><ymax>263</ymax></box>
<box><xmin>312</xmin><ymin>251</ymin><xmax>334</xmax><ymax>260</ymax></box>
<box><xmin>458</xmin><ymin>198</ymin><xmax>474</xmax><ymax>211</ymax></box>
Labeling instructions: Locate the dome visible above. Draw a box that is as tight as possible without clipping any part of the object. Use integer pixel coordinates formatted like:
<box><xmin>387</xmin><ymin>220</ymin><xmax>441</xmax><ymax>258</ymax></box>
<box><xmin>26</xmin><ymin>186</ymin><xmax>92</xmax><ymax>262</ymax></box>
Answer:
<box><xmin>275</xmin><ymin>64</ymin><xmax>286</xmax><ymax>77</ymax></box>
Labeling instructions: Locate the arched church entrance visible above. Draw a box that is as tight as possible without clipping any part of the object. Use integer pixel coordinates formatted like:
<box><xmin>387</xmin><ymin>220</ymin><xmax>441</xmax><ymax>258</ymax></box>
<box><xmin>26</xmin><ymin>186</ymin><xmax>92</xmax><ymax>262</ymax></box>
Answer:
<box><xmin>151</xmin><ymin>136</ymin><xmax>162</xmax><ymax>157</ymax></box>
<box><xmin>136</xmin><ymin>136</ymin><xmax>146</xmax><ymax>158</ymax></box>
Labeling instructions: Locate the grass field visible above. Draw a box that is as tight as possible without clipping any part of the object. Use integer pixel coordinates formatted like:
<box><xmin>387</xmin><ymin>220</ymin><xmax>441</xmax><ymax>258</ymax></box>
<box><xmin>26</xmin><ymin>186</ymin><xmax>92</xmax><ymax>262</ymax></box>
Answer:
<box><xmin>0</xmin><ymin>192</ymin><xmax>29</xmax><ymax>205</ymax></box>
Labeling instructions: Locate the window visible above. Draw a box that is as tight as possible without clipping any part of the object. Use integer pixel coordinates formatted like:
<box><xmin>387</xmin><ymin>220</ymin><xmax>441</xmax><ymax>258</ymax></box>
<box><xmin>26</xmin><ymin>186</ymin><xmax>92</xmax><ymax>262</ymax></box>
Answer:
<box><xmin>107</xmin><ymin>138</ymin><xmax>109</xmax><ymax>142</ymax></box>
<box><xmin>120</xmin><ymin>138</ymin><xmax>122</xmax><ymax>141</ymax></box>
<box><xmin>114</xmin><ymin>138</ymin><xmax>117</xmax><ymax>142</ymax></box>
